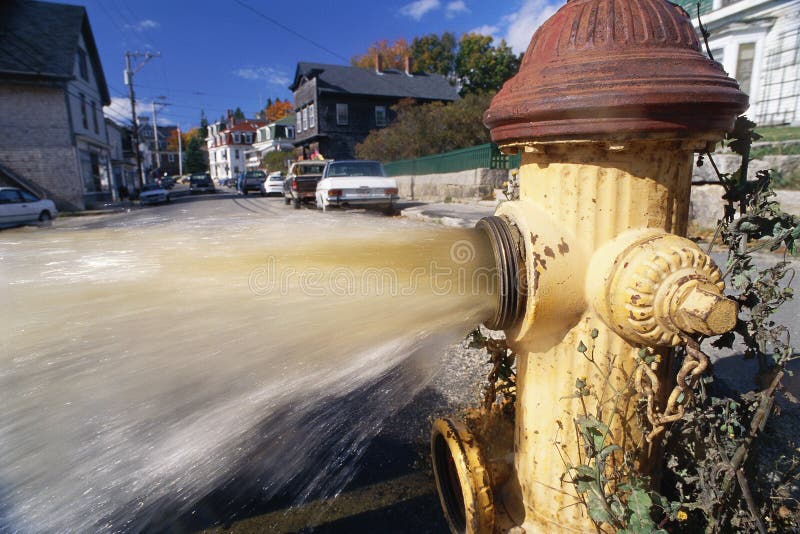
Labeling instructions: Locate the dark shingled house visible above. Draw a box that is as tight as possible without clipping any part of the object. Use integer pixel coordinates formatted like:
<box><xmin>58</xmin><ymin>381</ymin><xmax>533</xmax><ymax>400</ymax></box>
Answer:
<box><xmin>290</xmin><ymin>59</ymin><xmax>460</xmax><ymax>161</ymax></box>
<box><xmin>0</xmin><ymin>0</ymin><xmax>112</xmax><ymax>210</ymax></box>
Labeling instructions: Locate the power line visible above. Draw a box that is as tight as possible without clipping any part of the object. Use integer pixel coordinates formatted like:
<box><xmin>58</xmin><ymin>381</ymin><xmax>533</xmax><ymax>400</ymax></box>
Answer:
<box><xmin>231</xmin><ymin>0</ymin><xmax>349</xmax><ymax>63</ymax></box>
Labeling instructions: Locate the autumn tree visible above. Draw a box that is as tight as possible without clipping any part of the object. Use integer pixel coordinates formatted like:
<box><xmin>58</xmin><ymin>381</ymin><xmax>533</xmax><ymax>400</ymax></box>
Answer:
<box><xmin>355</xmin><ymin>92</ymin><xmax>495</xmax><ymax>162</ymax></box>
<box><xmin>351</xmin><ymin>38</ymin><xmax>410</xmax><ymax>70</ymax></box>
<box><xmin>266</xmin><ymin>99</ymin><xmax>293</xmax><ymax>122</ymax></box>
<box><xmin>166</xmin><ymin>128</ymin><xmax>190</xmax><ymax>152</ymax></box>
<box><xmin>455</xmin><ymin>34</ymin><xmax>520</xmax><ymax>96</ymax></box>
<box><xmin>411</xmin><ymin>32</ymin><xmax>456</xmax><ymax>76</ymax></box>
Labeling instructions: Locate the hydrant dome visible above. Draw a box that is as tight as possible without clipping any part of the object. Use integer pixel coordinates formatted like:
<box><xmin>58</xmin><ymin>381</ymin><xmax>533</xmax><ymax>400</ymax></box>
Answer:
<box><xmin>484</xmin><ymin>0</ymin><xmax>749</xmax><ymax>144</ymax></box>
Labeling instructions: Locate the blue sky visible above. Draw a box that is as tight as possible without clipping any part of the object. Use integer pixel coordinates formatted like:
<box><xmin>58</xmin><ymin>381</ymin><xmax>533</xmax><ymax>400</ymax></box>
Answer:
<box><xmin>62</xmin><ymin>0</ymin><xmax>558</xmax><ymax>130</ymax></box>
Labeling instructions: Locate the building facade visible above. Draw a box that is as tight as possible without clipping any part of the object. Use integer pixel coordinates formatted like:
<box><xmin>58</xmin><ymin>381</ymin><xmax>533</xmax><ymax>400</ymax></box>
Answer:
<box><xmin>206</xmin><ymin>111</ymin><xmax>265</xmax><ymax>181</ymax></box>
<box><xmin>245</xmin><ymin>115</ymin><xmax>295</xmax><ymax>169</ymax></box>
<box><xmin>0</xmin><ymin>0</ymin><xmax>114</xmax><ymax>209</ymax></box>
<box><xmin>676</xmin><ymin>0</ymin><xmax>800</xmax><ymax>126</ymax></box>
<box><xmin>290</xmin><ymin>60</ymin><xmax>459</xmax><ymax>161</ymax></box>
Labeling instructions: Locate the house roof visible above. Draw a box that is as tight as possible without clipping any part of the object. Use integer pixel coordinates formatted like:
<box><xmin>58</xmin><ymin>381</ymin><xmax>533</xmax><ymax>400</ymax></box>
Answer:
<box><xmin>0</xmin><ymin>0</ymin><xmax>110</xmax><ymax>105</ymax></box>
<box><xmin>290</xmin><ymin>62</ymin><xmax>459</xmax><ymax>102</ymax></box>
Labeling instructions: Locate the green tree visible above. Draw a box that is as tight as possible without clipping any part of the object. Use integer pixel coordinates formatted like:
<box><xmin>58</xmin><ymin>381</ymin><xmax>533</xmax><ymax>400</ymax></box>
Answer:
<box><xmin>199</xmin><ymin>110</ymin><xmax>208</xmax><ymax>139</ymax></box>
<box><xmin>355</xmin><ymin>92</ymin><xmax>495</xmax><ymax>162</ymax></box>
<box><xmin>233</xmin><ymin>107</ymin><xmax>245</xmax><ymax>120</ymax></box>
<box><xmin>411</xmin><ymin>32</ymin><xmax>456</xmax><ymax>77</ymax></box>
<box><xmin>261</xmin><ymin>150</ymin><xmax>293</xmax><ymax>172</ymax></box>
<box><xmin>184</xmin><ymin>132</ymin><xmax>207</xmax><ymax>173</ymax></box>
<box><xmin>455</xmin><ymin>34</ymin><xmax>520</xmax><ymax>96</ymax></box>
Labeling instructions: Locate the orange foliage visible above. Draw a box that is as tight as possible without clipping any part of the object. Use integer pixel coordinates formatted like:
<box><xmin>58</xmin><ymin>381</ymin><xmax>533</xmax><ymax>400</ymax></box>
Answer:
<box><xmin>351</xmin><ymin>38</ymin><xmax>410</xmax><ymax>70</ymax></box>
<box><xmin>266</xmin><ymin>100</ymin><xmax>293</xmax><ymax>122</ymax></box>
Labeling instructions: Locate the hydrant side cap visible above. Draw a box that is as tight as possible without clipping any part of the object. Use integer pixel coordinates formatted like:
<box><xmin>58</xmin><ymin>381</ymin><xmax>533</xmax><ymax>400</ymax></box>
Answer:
<box><xmin>484</xmin><ymin>0</ymin><xmax>750</xmax><ymax>143</ymax></box>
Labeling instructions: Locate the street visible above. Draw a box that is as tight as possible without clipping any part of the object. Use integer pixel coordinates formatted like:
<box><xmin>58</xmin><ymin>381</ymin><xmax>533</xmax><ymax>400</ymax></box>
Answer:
<box><xmin>4</xmin><ymin>192</ymin><xmax>798</xmax><ymax>533</ymax></box>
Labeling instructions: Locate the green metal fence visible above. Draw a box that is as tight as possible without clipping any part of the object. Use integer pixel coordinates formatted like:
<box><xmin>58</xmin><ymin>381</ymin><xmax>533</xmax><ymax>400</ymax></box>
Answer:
<box><xmin>383</xmin><ymin>143</ymin><xmax>521</xmax><ymax>177</ymax></box>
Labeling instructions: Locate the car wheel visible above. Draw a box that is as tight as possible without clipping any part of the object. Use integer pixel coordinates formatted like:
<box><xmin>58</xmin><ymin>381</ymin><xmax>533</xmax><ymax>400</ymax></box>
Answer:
<box><xmin>284</xmin><ymin>196</ymin><xmax>291</xmax><ymax>205</ymax></box>
<box><xmin>166</xmin><ymin>195</ymin><xmax>172</xmax><ymax>203</ymax></box>
<box><xmin>383</xmin><ymin>203</ymin><xmax>396</xmax><ymax>216</ymax></box>
<box><xmin>38</xmin><ymin>211</ymin><xmax>52</xmax><ymax>225</ymax></box>
<box><xmin>243</xmin><ymin>189</ymin><xmax>248</xmax><ymax>196</ymax></box>
<box><xmin>293</xmin><ymin>198</ymin><xmax>301</xmax><ymax>210</ymax></box>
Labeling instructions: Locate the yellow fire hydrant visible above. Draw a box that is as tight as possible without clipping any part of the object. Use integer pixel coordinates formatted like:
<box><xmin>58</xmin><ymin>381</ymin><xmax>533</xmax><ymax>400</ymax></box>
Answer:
<box><xmin>431</xmin><ymin>0</ymin><xmax>749</xmax><ymax>532</ymax></box>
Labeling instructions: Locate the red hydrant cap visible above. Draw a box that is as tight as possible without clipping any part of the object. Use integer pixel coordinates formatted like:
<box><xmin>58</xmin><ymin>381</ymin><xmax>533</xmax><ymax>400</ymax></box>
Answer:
<box><xmin>484</xmin><ymin>0</ymin><xmax>749</xmax><ymax>144</ymax></box>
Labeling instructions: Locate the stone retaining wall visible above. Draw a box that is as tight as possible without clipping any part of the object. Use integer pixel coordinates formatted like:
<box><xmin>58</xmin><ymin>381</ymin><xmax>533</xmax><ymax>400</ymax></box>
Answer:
<box><xmin>393</xmin><ymin>168</ymin><xmax>508</xmax><ymax>200</ymax></box>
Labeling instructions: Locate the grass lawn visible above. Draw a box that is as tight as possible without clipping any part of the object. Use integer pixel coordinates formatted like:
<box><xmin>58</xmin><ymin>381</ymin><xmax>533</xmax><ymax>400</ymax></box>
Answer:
<box><xmin>754</xmin><ymin>125</ymin><xmax>800</xmax><ymax>143</ymax></box>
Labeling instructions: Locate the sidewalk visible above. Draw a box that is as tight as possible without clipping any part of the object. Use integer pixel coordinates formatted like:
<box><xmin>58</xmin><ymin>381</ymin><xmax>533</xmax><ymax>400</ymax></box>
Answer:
<box><xmin>399</xmin><ymin>199</ymin><xmax>498</xmax><ymax>228</ymax></box>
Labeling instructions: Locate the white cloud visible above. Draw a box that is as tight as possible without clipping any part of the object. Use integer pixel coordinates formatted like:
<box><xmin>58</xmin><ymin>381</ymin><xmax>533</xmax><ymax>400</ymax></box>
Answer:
<box><xmin>504</xmin><ymin>0</ymin><xmax>558</xmax><ymax>54</ymax></box>
<box><xmin>125</xmin><ymin>19</ymin><xmax>159</xmax><ymax>32</ymax></box>
<box><xmin>445</xmin><ymin>0</ymin><xmax>469</xmax><ymax>18</ymax></box>
<box><xmin>104</xmin><ymin>97</ymin><xmax>172</xmax><ymax>126</ymax></box>
<box><xmin>399</xmin><ymin>0</ymin><xmax>440</xmax><ymax>20</ymax></box>
<box><xmin>468</xmin><ymin>25</ymin><xmax>500</xmax><ymax>40</ymax></box>
<box><xmin>233</xmin><ymin>67</ymin><xmax>290</xmax><ymax>86</ymax></box>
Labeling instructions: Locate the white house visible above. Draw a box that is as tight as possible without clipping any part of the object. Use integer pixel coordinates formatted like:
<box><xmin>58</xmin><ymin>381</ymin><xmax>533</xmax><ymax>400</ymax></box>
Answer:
<box><xmin>206</xmin><ymin>111</ymin><xmax>265</xmax><ymax>181</ymax></box>
<box><xmin>678</xmin><ymin>0</ymin><xmax>800</xmax><ymax>126</ymax></box>
<box><xmin>244</xmin><ymin>114</ymin><xmax>295</xmax><ymax>170</ymax></box>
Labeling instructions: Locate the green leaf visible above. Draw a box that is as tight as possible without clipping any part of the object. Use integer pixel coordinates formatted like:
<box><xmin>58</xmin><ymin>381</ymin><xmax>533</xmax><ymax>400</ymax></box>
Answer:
<box><xmin>628</xmin><ymin>488</ymin><xmax>653</xmax><ymax>517</ymax></box>
<box><xmin>587</xmin><ymin>494</ymin><xmax>612</xmax><ymax>523</ymax></box>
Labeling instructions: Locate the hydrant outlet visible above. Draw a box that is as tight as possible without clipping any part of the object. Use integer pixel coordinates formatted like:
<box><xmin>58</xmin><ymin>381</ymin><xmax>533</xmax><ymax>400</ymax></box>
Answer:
<box><xmin>476</xmin><ymin>216</ymin><xmax>526</xmax><ymax>331</ymax></box>
<box><xmin>673</xmin><ymin>282</ymin><xmax>738</xmax><ymax>336</ymax></box>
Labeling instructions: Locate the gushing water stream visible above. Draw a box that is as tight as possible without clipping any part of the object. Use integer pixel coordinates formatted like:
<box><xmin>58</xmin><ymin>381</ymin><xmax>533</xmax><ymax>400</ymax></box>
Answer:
<box><xmin>0</xmin><ymin>216</ymin><xmax>495</xmax><ymax>531</ymax></box>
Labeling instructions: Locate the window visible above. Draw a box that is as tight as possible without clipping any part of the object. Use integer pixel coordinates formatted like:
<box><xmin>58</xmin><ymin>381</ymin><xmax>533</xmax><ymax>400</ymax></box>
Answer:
<box><xmin>375</xmin><ymin>105</ymin><xmax>386</xmax><ymax>127</ymax></box>
<box><xmin>287</xmin><ymin>126</ymin><xmax>294</xmax><ymax>139</ymax></box>
<box><xmin>296</xmin><ymin>112</ymin><xmax>301</xmax><ymax>132</ymax></box>
<box><xmin>736</xmin><ymin>43</ymin><xmax>755</xmax><ymax>95</ymax></box>
<box><xmin>302</xmin><ymin>107</ymin><xmax>308</xmax><ymax>130</ymax></box>
<box><xmin>336</xmin><ymin>103</ymin><xmax>348</xmax><ymax>125</ymax></box>
<box><xmin>309</xmin><ymin>104</ymin><xmax>315</xmax><ymax>128</ymax></box>
<box><xmin>0</xmin><ymin>189</ymin><xmax>22</xmax><ymax>203</ymax></box>
<box><xmin>79</xmin><ymin>93</ymin><xmax>87</xmax><ymax>129</ymax></box>
<box><xmin>77</xmin><ymin>48</ymin><xmax>88</xmax><ymax>80</ymax></box>
<box><xmin>265</xmin><ymin>128</ymin><xmax>272</xmax><ymax>140</ymax></box>
<box><xmin>91</xmin><ymin>101</ymin><xmax>99</xmax><ymax>133</ymax></box>
<box><xmin>20</xmin><ymin>191</ymin><xmax>39</xmax><ymax>202</ymax></box>
<box><xmin>233</xmin><ymin>132</ymin><xmax>241</xmax><ymax>144</ymax></box>
<box><xmin>168</xmin><ymin>153</ymin><xmax>175</xmax><ymax>162</ymax></box>
<box><xmin>235</xmin><ymin>149</ymin><xmax>239</xmax><ymax>159</ymax></box>
<box><xmin>244</xmin><ymin>133</ymin><xmax>252</xmax><ymax>144</ymax></box>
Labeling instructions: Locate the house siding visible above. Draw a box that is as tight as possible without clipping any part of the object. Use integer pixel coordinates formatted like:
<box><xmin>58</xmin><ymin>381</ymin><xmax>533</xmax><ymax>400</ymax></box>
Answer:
<box><xmin>0</xmin><ymin>84</ymin><xmax>84</xmax><ymax>209</ymax></box>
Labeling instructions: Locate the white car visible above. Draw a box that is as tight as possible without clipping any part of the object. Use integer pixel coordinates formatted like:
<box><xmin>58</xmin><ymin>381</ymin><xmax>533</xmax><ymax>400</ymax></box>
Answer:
<box><xmin>139</xmin><ymin>183</ymin><xmax>171</xmax><ymax>205</ymax></box>
<box><xmin>264</xmin><ymin>172</ymin><xmax>285</xmax><ymax>196</ymax></box>
<box><xmin>315</xmin><ymin>160</ymin><xmax>398</xmax><ymax>213</ymax></box>
<box><xmin>0</xmin><ymin>187</ymin><xmax>57</xmax><ymax>228</ymax></box>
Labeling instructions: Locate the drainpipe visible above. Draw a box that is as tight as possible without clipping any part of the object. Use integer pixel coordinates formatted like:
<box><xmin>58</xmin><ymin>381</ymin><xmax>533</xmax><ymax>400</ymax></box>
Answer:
<box><xmin>431</xmin><ymin>0</ymin><xmax>748</xmax><ymax>532</ymax></box>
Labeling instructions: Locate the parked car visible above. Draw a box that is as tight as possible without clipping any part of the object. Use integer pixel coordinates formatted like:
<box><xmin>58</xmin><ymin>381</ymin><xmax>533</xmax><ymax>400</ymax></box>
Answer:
<box><xmin>283</xmin><ymin>160</ymin><xmax>328</xmax><ymax>209</ymax></box>
<box><xmin>315</xmin><ymin>160</ymin><xmax>398</xmax><ymax>213</ymax></box>
<box><xmin>159</xmin><ymin>176</ymin><xmax>177</xmax><ymax>189</ymax></box>
<box><xmin>139</xmin><ymin>183</ymin><xmax>171</xmax><ymax>205</ymax></box>
<box><xmin>0</xmin><ymin>187</ymin><xmax>58</xmax><ymax>228</ymax></box>
<box><xmin>189</xmin><ymin>173</ymin><xmax>216</xmax><ymax>194</ymax></box>
<box><xmin>239</xmin><ymin>170</ymin><xmax>267</xmax><ymax>196</ymax></box>
<box><xmin>264</xmin><ymin>172</ymin><xmax>284</xmax><ymax>196</ymax></box>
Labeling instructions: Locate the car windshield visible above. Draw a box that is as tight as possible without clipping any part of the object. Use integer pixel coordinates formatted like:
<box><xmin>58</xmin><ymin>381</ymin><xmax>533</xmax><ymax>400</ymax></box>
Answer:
<box><xmin>142</xmin><ymin>184</ymin><xmax>160</xmax><ymax>191</ymax></box>
<box><xmin>190</xmin><ymin>177</ymin><xmax>210</xmax><ymax>185</ymax></box>
<box><xmin>295</xmin><ymin>164</ymin><xmax>325</xmax><ymax>175</ymax></box>
<box><xmin>246</xmin><ymin>171</ymin><xmax>266</xmax><ymax>179</ymax></box>
<box><xmin>269</xmin><ymin>176</ymin><xmax>283</xmax><ymax>181</ymax></box>
<box><xmin>326</xmin><ymin>162</ymin><xmax>385</xmax><ymax>177</ymax></box>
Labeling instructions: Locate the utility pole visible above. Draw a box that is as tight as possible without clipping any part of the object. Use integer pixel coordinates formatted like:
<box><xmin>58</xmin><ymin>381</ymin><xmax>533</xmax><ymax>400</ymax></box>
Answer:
<box><xmin>177</xmin><ymin>126</ymin><xmax>183</xmax><ymax>176</ymax></box>
<box><xmin>124</xmin><ymin>51</ymin><xmax>160</xmax><ymax>185</ymax></box>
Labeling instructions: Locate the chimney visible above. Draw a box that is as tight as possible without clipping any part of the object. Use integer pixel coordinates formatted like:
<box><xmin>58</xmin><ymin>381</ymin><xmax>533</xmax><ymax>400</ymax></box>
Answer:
<box><xmin>404</xmin><ymin>56</ymin><xmax>413</xmax><ymax>77</ymax></box>
<box><xmin>226</xmin><ymin>109</ymin><xmax>234</xmax><ymax>128</ymax></box>
<box><xmin>375</xmin><ymin>53</ymin><xmax>383</xmax><ymax>74</ymax></box>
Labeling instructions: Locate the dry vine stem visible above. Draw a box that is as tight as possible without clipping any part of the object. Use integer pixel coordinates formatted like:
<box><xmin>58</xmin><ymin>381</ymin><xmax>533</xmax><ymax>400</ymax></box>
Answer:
<box><xmin>635</xmin><ymin>340</ymin><xmax>709</xmax><ymax>441</ymax></box>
